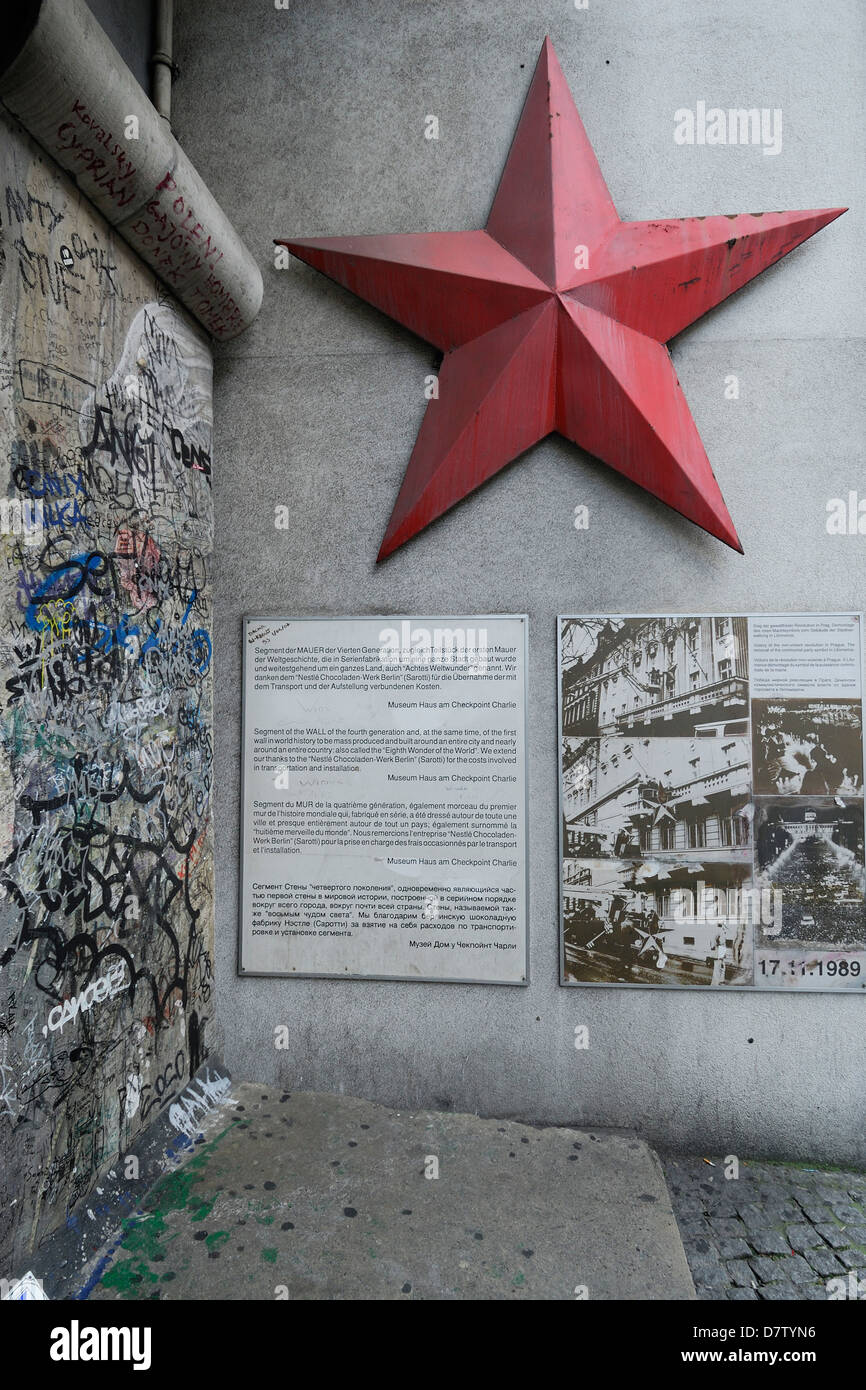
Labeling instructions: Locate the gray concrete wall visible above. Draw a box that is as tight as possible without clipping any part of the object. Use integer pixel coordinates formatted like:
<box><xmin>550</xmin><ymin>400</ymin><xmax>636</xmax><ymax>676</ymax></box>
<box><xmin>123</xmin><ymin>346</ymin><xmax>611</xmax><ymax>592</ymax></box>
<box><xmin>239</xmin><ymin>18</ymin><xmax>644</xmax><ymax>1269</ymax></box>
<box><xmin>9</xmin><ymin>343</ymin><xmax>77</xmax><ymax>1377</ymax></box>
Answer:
<box><xmin>174</xmin><ymin>0</ymin><xmax>865</xmax><ymax>1163</ymax></box>
<box><xmin>84</xmin><ymin>0</ymin><xmax>154</xmax><ymax>93</ymax></box>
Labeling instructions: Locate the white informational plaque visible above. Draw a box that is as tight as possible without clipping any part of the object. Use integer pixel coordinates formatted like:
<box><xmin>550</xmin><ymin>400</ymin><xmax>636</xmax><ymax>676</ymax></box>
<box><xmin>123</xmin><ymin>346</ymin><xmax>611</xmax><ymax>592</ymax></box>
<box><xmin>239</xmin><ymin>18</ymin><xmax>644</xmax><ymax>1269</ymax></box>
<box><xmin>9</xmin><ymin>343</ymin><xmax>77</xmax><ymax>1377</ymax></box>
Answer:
<box><xmin>239</xmin><ymin>615</ymin><xmax>529</xmax><ymax>983</ymax></box>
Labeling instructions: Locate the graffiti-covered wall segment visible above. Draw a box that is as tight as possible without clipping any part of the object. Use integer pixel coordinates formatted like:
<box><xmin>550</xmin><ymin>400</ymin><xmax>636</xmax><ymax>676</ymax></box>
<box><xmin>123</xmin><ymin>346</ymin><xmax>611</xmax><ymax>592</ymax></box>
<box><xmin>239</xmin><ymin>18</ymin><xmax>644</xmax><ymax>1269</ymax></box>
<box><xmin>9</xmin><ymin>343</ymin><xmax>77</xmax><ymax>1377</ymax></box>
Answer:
<box><xmin>0</xmin><ymin>112</ymin><xmax>214</xmax><ymax>1273</ymax></box>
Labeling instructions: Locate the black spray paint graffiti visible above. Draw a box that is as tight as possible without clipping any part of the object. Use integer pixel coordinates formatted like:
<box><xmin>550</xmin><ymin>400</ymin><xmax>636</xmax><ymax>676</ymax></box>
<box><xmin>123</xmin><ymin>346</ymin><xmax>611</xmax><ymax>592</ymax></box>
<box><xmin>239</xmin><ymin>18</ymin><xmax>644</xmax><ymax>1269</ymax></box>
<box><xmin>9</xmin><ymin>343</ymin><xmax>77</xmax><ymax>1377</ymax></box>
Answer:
<box><xmin>1</xmin><ymin>155</ymin><xmax>214</xmax><ymax>1277</ymax></box>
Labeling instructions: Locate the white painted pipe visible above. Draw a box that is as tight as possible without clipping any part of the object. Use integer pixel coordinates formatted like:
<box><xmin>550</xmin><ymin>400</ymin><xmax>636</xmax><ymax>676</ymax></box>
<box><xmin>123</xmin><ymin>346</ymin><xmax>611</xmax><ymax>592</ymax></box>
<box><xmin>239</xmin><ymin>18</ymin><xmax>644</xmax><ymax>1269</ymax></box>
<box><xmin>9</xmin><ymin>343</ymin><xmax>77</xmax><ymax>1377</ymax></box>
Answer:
<box><xmin>0</xmin><ymin>0</ymin><xmax>262</xmax><ymax>341</ymax></box>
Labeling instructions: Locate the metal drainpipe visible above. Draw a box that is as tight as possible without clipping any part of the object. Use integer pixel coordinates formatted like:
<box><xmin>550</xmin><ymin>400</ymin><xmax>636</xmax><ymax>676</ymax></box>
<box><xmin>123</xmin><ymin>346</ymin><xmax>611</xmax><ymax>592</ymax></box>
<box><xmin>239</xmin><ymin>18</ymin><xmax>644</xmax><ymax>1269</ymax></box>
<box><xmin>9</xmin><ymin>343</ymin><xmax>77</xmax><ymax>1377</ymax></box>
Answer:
<box><xmin>152</xmin><ymin>0</ymin><xmax>174</xmax><ymax>127</ymax></box>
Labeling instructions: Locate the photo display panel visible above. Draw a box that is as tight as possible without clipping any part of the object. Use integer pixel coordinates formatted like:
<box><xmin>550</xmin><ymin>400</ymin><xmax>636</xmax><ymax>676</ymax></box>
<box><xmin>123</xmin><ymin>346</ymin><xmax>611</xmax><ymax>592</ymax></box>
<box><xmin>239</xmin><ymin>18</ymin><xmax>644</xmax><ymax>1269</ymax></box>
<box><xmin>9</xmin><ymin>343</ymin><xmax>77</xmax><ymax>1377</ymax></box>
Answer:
<box><xmin>558</xmin><ymin>614</ymin><xmax>865</xmax><ymax>991</ymax></box>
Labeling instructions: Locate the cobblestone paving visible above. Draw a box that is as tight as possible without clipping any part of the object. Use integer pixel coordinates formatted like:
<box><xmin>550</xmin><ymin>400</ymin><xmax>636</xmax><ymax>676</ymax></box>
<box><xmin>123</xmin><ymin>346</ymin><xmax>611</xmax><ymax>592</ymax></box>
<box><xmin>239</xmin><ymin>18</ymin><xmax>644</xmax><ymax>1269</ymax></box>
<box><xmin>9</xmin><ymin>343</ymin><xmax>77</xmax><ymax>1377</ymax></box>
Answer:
<box><xmin>662</xmin><ymin>1155</ymin><xmax>866</xmax><ymax>1300</ymax></box>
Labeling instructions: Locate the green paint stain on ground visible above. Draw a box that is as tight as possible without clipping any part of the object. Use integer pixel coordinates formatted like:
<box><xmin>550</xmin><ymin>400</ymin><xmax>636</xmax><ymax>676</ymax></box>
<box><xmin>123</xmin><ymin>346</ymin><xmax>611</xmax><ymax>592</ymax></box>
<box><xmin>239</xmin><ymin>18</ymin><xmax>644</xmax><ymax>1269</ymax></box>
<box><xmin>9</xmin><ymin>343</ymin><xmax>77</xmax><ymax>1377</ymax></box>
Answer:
<box><xmin>254</xmin><ymin>1214</ymin><xmax>275</xmax><ymax>1225</ymax></box>
<box><xmin>145</xmin><ymin>1127</ymin><xmax>234</xmax><ymax>1225</ymax></box>
<box><xmin>261</xmin><ymin>1248</ymin><xmax>278</xmax><ymax>1264</ymax></box>
<box><xmin>101</xmin><ymin>1259</ymin><xmax>159</xmax><ymax>1296</ymax></box>
<box><xmin>205</xmin><ymin>1231</ymin><xmax>231</xmax><ymax>1251</ymax></box>
<box><xmin>96</xmin><ymin>1123</ymin><xmax>238</xmax><ymax>1295</ymax></box>
<box><xmin>120</xmin><ymin>1212</ymin><xmax>172</xmax><ymax>1262</ymax></box>
<box><xmin>512</xmin><ymin>1272</ymin><xmax>525</xmax><ymax>1287</ymax></box>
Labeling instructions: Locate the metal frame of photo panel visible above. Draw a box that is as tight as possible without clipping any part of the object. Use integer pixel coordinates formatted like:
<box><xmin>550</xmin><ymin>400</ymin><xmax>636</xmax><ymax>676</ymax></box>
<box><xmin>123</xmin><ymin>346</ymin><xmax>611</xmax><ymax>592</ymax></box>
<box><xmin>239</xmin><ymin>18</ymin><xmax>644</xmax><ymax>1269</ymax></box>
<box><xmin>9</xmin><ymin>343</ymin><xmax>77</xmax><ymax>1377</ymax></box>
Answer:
<box><xmin>556</xmin><ymin>612</ymin><xmax>866</xmax><ymax>993</ymax></box>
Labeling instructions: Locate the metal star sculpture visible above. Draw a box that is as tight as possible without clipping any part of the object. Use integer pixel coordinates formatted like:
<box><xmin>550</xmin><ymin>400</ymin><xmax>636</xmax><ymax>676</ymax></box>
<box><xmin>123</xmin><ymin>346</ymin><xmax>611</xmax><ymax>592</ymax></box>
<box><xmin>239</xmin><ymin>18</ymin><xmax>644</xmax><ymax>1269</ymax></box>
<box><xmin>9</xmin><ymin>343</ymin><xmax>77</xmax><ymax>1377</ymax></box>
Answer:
<box><xmin>277</xmin><ymin>37</ymin><xmax>844</xmax><ymax>560</ymax></box>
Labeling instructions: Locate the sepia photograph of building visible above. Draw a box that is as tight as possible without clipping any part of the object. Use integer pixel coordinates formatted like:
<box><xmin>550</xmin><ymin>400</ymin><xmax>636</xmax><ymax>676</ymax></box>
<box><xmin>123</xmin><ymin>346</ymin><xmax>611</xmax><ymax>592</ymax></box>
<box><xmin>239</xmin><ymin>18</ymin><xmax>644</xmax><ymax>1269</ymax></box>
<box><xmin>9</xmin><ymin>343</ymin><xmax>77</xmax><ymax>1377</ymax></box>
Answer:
<box><xmin>561</xmin><ymin>616</ymin><xmax>749</xmax><ymax>739</ymax></box>
<box><xmin>562</xmin><ymin>735</ymin><xmax>752</xmax><ymax>858</ymax></box>
<box><xmin>562</xmin><ymin>854</ymin><xmax>754</xmax><ymax>987</ymax></box>
<box><xmin>752</xmin><ymin>698</ymin><xmax>863</xmax><ymax>796</ymax></box>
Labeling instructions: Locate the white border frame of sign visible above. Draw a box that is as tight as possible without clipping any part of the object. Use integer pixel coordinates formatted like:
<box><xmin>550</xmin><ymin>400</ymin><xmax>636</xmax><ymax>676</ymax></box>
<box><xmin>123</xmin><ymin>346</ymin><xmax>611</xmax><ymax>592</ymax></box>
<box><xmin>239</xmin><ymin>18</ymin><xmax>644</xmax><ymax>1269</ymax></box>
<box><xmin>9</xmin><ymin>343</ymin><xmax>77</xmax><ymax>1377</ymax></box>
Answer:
<box><xmin>556</xmin><ymin>612</ymin><xmax>866</xmax><ymax>994</ymax></box>
<box><xmin>238</xmin><ymin>613</ymin><xmax>531</xmax><ymax>986</ymax></box>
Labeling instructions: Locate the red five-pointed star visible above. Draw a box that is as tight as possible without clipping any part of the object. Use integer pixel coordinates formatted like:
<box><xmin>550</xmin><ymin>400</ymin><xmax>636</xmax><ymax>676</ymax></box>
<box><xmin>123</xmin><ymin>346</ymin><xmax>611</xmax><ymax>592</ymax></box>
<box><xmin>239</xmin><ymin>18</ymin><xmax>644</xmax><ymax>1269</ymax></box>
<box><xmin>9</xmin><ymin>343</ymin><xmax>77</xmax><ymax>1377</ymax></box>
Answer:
<box><xmin>276</xmin><ymin>37</ymin><xmax>845</xmax><ymax>560</ymax></box>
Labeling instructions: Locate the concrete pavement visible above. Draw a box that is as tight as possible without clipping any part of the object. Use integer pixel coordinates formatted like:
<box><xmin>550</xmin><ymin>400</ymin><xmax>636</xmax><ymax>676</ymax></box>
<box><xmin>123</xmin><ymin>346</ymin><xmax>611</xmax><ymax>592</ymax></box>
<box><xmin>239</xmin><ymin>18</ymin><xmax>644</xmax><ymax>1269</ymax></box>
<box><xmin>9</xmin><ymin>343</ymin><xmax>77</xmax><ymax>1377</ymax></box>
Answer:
<box><xmin>82</xmin><ymin>1082</ymin><xmax>695</xmax><ymax>1300</ymax></box>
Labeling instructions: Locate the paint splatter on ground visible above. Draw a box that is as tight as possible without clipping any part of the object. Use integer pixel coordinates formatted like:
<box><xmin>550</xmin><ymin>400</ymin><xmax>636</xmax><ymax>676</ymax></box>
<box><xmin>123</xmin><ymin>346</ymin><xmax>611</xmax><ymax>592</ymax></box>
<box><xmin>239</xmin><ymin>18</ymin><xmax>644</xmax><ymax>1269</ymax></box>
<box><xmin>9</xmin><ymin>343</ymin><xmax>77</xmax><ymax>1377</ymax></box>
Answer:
<box><xmin>84</xmin><ymin>1082</ymin><xmax>693</xmax><ymax>1300</ymax></box>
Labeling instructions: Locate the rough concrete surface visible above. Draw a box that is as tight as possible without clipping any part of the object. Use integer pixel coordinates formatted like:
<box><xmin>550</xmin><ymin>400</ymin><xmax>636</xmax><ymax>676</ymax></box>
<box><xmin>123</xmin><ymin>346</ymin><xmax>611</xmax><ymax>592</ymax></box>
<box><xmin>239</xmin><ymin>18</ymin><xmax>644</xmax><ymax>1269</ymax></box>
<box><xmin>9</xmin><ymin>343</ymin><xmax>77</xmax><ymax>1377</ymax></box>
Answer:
<box><xmin>84</xmin><ymin>0</ymin><xmax>153</xmax><ymax>91</ymax></box>
<box><xmin>171</xmin><ymin>0</ymin><xmax>866</xmax><ymax>1164</ymax></box>
<box><xmin>85</xmin><ymin>1083</ymin><xmax>695</xmax><ymax>1300</ymax></box>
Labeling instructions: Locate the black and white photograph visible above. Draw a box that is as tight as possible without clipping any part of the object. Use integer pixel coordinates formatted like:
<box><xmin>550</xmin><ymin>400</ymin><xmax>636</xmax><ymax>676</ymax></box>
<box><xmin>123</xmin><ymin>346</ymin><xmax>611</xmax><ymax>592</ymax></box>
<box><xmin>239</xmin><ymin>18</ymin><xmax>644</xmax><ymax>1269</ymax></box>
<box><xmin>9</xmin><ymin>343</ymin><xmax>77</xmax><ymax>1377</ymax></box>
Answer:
<box><xmin>752</xmin><ymin>698</ymin><xmax>863</xmax><ymax>796</ymax></box>
<box><xmin>562</xmin><ymin>734</ymin><xmax>752</xmax><ymax>858</ymax></box>
<box><xmin>754</xmin><ymin>799</ymin><xmax>866</xmax><ymax>948</ymax></box>
<box><xmin>561</xmin><ymin>616</ymin><xmax>749</xmax><ymax>739</ymax></box>
<box><xmin>562</xmin><ymin>853</ymin><xmax>754</xmax><ymax>988</ymax></box>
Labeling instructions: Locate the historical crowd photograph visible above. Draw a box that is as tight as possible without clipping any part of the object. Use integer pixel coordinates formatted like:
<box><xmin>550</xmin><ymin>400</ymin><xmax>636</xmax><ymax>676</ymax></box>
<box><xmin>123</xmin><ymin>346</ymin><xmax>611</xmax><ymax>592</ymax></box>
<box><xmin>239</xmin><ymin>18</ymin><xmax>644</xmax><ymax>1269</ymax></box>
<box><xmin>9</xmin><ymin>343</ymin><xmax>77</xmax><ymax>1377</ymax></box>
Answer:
<box><xmin>754</xmin><ymin>799</ymin><xmax>866</xmax><ymax>948</ymax></box>
<box><xmin>752</xmin><ymin>698</ymin><xmax>863</xmax><ymax>796</ymax></box>
<box><xmin>562</xmin><ymin>854</ymin><xmax>755</xmax><ymax>988</ymax></box>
